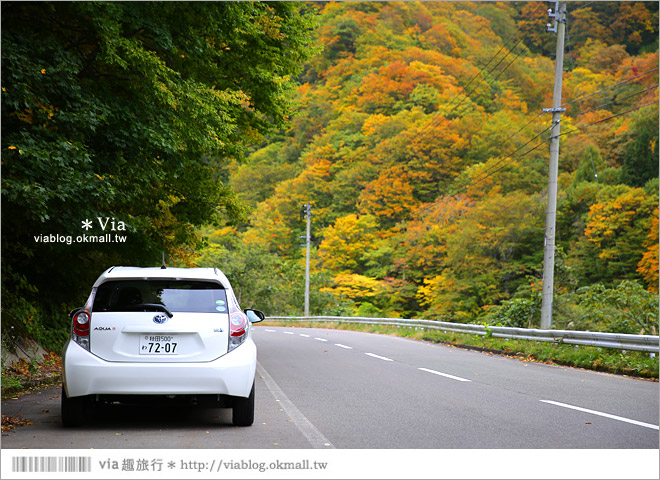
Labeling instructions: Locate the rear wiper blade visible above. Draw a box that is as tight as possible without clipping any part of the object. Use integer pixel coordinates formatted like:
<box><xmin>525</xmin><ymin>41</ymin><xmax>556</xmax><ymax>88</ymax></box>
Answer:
<box><xmin>122</xmin><ymin>303</ymin><xmax>173</xmax><ymax>318</ymax></box>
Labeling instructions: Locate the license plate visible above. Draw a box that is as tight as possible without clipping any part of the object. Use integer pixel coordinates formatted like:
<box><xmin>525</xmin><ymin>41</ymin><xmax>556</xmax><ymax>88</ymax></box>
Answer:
<box><xmin>140</xmin><ymin>334</ymin><xmax>179</xmax><ymax>355</ymax></box>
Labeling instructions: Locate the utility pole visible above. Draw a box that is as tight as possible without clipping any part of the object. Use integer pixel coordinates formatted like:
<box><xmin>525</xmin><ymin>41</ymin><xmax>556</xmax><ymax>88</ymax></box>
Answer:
<box><xmin>541</xmin><ymin>1</ymin><xmax>566</xmax><ymax>329</ymax></box>
<box><xmin>301</xmin><ymin>203</ymin><xmax>312</xmax><ymax>317</ymax></box>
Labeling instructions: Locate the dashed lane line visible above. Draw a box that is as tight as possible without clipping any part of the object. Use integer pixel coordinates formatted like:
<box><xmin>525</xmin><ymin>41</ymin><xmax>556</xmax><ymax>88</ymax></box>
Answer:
<box><xmin>264</xmin><ymin>328</ymin><xmax>473</xmax><ymax>385</ymax></box>
<box><xmin>540</xmin><ymin>400</ymin><xmax>659</xmax><ymax>431</ymax></box>
<box><xmin>365</xmin><ymin>352</ymin><xmax>394</xmax><ymax>362</ymax></box>
<box><xmin>418</xmin><ymin>367</ymin><xmax>471</xmax><ymax>382</ymax></box>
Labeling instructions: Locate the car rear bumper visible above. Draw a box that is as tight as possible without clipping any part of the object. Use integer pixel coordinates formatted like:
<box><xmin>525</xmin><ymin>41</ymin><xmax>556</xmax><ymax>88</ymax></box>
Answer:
<box><xmin>63</xmin><ymin>338</ymin><xmax>256</xmax><ymax>399</ymax></box>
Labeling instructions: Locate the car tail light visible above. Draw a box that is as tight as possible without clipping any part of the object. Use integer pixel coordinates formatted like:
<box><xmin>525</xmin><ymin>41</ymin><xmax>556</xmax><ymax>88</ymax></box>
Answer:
<box><xmin>72</xmin><ymin>311</ymin><xmax>90</xmax><ymax>351</ymax></box>
<box><xmin>228</xmin><ymin>311</ymin><xmax>248</xmax><ymax>352</ymax></box>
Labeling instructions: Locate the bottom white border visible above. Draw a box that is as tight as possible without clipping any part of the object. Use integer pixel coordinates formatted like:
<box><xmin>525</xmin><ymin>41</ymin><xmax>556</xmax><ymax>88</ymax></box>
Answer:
<box><xmin>1</xmin><ymin>449</ymin><xmax>659</xmax><ymax>479</ymax></box>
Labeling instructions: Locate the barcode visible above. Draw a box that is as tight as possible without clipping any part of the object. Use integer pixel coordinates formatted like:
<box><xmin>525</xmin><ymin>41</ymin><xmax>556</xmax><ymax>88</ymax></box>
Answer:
<box><xmin>12</xmin><ymin>456</ymin><xmax>91</xmax><ymax>473</ymax></box>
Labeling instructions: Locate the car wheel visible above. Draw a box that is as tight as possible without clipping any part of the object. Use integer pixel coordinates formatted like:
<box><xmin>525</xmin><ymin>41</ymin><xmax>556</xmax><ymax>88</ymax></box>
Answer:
<box><xmin>232</xmin><ymin>382</ymin><xmax>255</xmax><ymax>426</ymax></box>
<box><xmin>61</xmin><ymin>387</ymin><xmax>92</xmax><ymax>427</ymax></box>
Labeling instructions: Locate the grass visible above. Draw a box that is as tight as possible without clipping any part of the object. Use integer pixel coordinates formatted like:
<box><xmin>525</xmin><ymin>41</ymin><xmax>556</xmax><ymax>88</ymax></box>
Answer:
<box><xmin>262</xmin><ymin>320</ymin><xmax>659</xmax><ymax>380</ymax></box>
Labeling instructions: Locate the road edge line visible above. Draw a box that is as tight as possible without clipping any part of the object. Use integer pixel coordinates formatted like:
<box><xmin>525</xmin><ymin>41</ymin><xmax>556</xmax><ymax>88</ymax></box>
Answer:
<box><xmin>257</xmin><ymin>361</ymin><xmax>336</xmax><ymax>448</ymax></box>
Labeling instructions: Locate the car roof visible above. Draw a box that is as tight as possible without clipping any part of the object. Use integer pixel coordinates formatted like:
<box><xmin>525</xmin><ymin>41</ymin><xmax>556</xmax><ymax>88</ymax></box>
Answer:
<box><xmin>93</xmin><ymin>266</ymin><xmax>232</xmax><ymax>289</ymax></box>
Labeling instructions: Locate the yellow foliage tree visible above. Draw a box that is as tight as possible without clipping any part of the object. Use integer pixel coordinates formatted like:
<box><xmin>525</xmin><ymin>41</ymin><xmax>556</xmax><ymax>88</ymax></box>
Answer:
<box><xmin>317</xmin><ymin>214</ymin><xmax>379</xmax><ymax>273</ymax></box>
<box><xmin>584</xmin><ymin>187</ymin><xmax>657</xmax><ymax>281</ymax></box>
<box><xmin>321</xmin><ymin>273</ymin><xmax>383</xmax><ymax>303</ymax></box>
<box><xmin>637</xmin><ymin>207</ymin><xmax>659</xmax><ymax>292</ymax></box>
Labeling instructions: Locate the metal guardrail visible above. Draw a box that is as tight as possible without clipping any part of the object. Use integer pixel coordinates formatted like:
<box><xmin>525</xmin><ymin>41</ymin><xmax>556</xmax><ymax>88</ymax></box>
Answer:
<box><xmin>265</xmin><ymin>316</ymin><xmax>660</xmax><ymax>353</ymax></box>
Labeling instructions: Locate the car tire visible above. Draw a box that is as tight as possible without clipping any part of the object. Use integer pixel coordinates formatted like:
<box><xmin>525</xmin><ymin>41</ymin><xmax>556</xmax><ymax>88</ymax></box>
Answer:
<box><xmin>232</xmin><ymin>381</ymin><xmax>255</xmax><ymax>426</ymax></box>
<box><xmin>61</xmin><ymin>387</ymin><xmax>92</xmax><ymax>427</ymax></box>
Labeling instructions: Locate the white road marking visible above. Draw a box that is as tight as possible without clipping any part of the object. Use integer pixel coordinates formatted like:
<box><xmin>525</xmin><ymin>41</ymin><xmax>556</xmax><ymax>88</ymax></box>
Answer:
<box><xmin>300</xmin><ymin>334</ymin><xmax>310</xmax><ymax>338</ymax></box>
<box><xmin>283</xmin><ymin>331</ymin><xmax>294</xmax><ymax>335</ymax></box>
<box><xmin>264</xmin><ymin>329</ymin><xmax>276</xmax><ymax>332</ymax></box>
<box><xmin>540</xmin><ymin>400</ymin><xmax>660</xmax><ymax>431</ymax></box>
<box><xmin>418</xmin><ymin>367</ymin><xmax>471</xmax><ymax>382</ymax></box>
<box><xmin>314</xmin><ymin>337</ymin><xmax>328</xmax><ymax>342</ymax></box>
<box><xmin>365</xmin><ymin>353</ymin><xmax>393</xmax><ymax>362</ymax></box>
<box><xmin>334</xmin><ymin>344</ymin><xmax>353</xmax><ymax>349</ymax></box>
<box><xmin>257</xmin><ymin>362</ymin><xmax>335</xmax><ymax>448</ymax></box>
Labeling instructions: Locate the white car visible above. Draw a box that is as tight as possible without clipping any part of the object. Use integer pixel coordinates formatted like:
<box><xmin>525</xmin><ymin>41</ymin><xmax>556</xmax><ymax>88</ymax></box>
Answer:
<box><xmin>61</xmin><ymin>266</ymin><xmax>264</xmax><ymax>427</ymax></box>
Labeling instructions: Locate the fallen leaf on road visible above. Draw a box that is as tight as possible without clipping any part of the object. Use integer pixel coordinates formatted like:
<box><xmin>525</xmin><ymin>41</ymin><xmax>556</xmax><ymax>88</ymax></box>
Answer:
<box><xmin>1</xmin><ymin>414</ymin><xmax>32</xmax><ymax>432</ymax></box>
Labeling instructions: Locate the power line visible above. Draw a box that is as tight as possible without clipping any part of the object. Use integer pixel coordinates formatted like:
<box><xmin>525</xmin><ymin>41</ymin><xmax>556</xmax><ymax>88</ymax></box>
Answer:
<box><xmin>472</xmin><ymin>95</ymin><xmax>659</xmax><ymax>191</ymax></box>
<box><xmin>561</xmin><ymin>67</ymin><xmax>659</xmax><ymax>108</ymax></box>
<box><xmin>406</xmin><ymin>105</ymin><xmax>547</xmax><ymax>218</ymax></box>
<box><xmin>567</xmin><ymin>84</ymin><xmax>659</xmax><ymax>118</ymax></box>
<box><xmin>409</xmin><ymin>126</ymin><xmax>549</xmax><ymax>218</ymax></box>
<box><xmin>560</xmin><ymin>98</ymin><xmax>659</xmax><ymax>138</ymax></box>
<box><xmin>403</xmin><ymin>35</ymin><xmax>543</xmax><ymax>214</ymax></box>
<box><xmin>411</xmin><ymin>36</ymin><xmax>527</xmax><ymax>149</ymax></box>
<box><xmin>452</xmin><ymin>135</ymin><xmax>550</xmax><ymax>197</ymax></box>
<box><xmin>451</xmin><ymin>94</ymin><xmax>658</xmax><ymax>198</ymax></box>
<box><xmin>450</xmin><ymin>44</ymin><xmax>527</xmax><ymax>119</ymax></box>
<box><xmin>464</xmin><ymin>122</ymin><xmax>553</xmax><ymax>189</ymax></box>
<box><xmin>411</xmin><ymin>45</ymin><xmax>511</xmax><ymax>143</ymax></box>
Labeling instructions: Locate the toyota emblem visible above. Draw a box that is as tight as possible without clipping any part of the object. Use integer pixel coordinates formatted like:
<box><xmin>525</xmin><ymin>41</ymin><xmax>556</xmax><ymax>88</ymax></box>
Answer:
<box><xmin>153</xmin><ymin>314</ymin><xmax>168</xmax><ymax>324</ymax></box>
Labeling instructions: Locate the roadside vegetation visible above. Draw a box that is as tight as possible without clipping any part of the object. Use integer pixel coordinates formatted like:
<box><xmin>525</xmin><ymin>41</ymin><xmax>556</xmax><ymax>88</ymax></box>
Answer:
<box><xmin>1</xmin><ymin>352</ymin><xmax>62</xmax><ymax>399</ymax></box>
<box><xmin>1</xmin><ymin>2</ymin><xmax>657</xmax><ymax>393</ymax></box>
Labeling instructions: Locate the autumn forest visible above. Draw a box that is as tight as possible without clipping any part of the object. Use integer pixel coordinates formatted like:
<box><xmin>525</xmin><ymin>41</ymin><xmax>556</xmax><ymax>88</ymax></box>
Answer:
<box><xmin>198</xmin><ymin>1</ymin><xmax>659</xmax><ymax>335</ymax></box>
<box><xmin>1</xmin><ymin>1</ymin><xmax>658</xmax><ymax>350</ymax></box>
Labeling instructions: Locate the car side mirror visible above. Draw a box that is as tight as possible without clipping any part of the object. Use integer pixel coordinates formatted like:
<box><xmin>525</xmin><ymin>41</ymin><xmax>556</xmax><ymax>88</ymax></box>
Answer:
<box><xmin>244</xmin><ymin>309</ymin><xmax>265</xmax><ymax>324</ymax></box>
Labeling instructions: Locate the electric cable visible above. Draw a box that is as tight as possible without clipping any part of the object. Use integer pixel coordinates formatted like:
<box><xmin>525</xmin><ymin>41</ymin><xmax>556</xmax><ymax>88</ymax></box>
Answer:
<box><xmin>464</xmin><ymin>128</ymin><xmax>549</xmax><ymax>188</ymax></box>
<box><xmin>560</xmin><ymin>98</ymin><xmax>658</xmax><ymax>138</ymax></box>
<box><xmin>411</xmin><ymin>36</ymin><xmax>527</xmax><ymax>148</ymax></box>
<box><xmin>561</xmin><ymin>67</ymin><xmax>659</xmax><ymax>108</ymax></box>
<box><xmin>567</xmin><ymin>84</ymin><xmax>658</xmax><ymax>118</ymax></box>
<box><xmin>459</xmin><ymin>94</ymin><xmax>659</xmax><ymax>197</ymax></box>
<box><xmin>452</xmin><ymin>135</ymin><xmax>550</xmax><ymax>196</ymax></box>
<box><xmin>449</xmin><ymin>44</ymin><xmax>526</xmax><ymax>119</ymax></box>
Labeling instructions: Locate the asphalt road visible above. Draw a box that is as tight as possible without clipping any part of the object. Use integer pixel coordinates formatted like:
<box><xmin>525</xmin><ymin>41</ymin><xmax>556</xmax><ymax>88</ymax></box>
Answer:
<box><xmin>2</xmin><ymin>326</ymin><xmax>658</xmax><ymax>449</ymax></box>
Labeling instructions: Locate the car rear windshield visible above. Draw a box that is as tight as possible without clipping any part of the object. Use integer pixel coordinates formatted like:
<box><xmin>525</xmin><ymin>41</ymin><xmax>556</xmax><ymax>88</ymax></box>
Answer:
<box><xmin>93</xmin><ymin>280</ymin><xmax>229</xmax><ymax>314</ymax></box>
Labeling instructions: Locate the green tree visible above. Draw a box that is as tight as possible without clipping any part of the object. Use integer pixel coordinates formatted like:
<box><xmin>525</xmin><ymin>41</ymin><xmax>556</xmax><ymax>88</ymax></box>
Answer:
<box><xmin>621</xmin><ymin>109</ymin><xmax>659</xmax><ymax>188</ymax></box>
<box><xmin>576</xmin><ymin>281</ymin><xmax>659</xmax><ymax>335</ymax></box>
<box><xmin>1</xmin><ymin>1</ymin><xmax>316</xmax><ymax>344</ymax></box>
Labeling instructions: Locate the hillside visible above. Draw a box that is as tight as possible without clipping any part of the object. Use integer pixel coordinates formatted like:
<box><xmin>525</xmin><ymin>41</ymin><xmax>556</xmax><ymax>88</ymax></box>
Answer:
<box><xmin>196</xmin><ymin>1</ymin><xmax>659</xmax><ymax>334</ymax></box>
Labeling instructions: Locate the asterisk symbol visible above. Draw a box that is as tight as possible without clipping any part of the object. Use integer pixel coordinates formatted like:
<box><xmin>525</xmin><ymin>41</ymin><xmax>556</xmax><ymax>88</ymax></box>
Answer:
<box><xmin>167</xmin><ymin>461</ymin><xmax>176</xmax><ymax>469</ymax></box>
<box><xmin>81</xmin><ymin>219</ymin><xmax>93</xmax><ymax>230</ymax></box>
